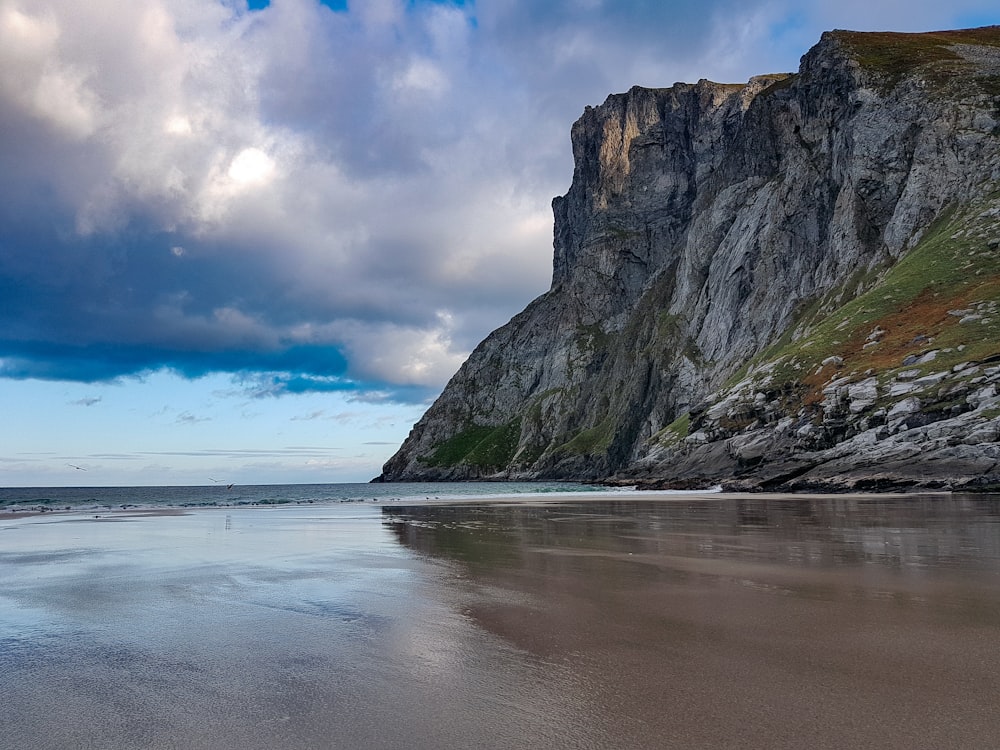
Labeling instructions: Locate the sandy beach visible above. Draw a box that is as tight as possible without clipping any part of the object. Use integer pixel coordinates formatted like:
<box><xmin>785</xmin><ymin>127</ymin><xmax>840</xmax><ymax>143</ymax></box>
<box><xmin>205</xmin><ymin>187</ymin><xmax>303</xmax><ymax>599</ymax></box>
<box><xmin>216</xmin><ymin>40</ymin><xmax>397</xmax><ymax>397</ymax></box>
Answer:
<box><xmin>3</xmin><ymin>491</ymin><xmax>1000</xmax><ymax>749</ymax></box>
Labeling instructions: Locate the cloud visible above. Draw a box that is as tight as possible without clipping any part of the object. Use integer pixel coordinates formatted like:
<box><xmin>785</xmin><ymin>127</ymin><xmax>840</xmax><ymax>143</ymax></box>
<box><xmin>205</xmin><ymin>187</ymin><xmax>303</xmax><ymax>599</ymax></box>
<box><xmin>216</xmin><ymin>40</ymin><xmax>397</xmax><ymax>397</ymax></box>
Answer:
<box><xmin>16</xmin><ymin>446</ymin><xmax>341</xmax><ymax>461</ymax></box>
<box><xmin>176</xmin><ymin>411</ymin><xmax>210</xmax><ymax>425</ymax></box>
<box><xmin>291</xmin><ymin>410</ymin><xmax>327</xmax><ymax>421</ymax></box>
<box><xmin>1</xmin><ymin>0</ymin><xmax>998</xmax><ymax>404</ymax></box>
<box><xmin>70</xmin><ymin>396</ymin><xmax>102</xmax><ymax>407</ymax></box>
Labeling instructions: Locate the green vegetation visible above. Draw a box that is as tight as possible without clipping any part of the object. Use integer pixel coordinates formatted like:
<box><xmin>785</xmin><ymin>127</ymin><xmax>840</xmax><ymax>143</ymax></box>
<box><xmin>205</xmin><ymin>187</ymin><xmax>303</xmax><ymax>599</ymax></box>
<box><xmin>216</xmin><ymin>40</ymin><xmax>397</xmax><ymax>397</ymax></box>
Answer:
<box><xmin>725</xmin><ymin>198</ymin><xmax>1000</xmax><ymax>404</ymax></box>
<box><xmin>420</xmin><ymin>419</ymin><xmax>522</xmax><ymax>470</ymax></box>
<box><xmin>524</xmin><ymin>388</ymin><xmax>563</xmax><ymax>425</ymax></box>
<box><xmin>758</xmin><ymin>73</ymin><xmax>798</xmax><ymax>97</ymax></box>
<box><xmin>656</xmin><ymin>311</ymin><xmax>681</xmax><ymax>340</ymax></box>
<box><xmin>834</xmin><ymin>28</ymin><xmax>1000</xmax><ymax>92</ymax></box>
<box><xmin>514</xmin><ymin>442</ymin><xmax>548</xmax><ymax>468</ymax></box>
<box><xmin>979</xmin><ymin>406</ymin><xmax>1000</xmax><ymax>421</ymax></box>
<box><xmin>465</xmin><ymin>420</ymin><xmax>522</xmax><ymax>467</ymax></box>
<box><xmin>576</xmin><ymin>323</ymin><xmax>611</xmax><ymax>353</ymax></box>
<box><xmin>558</xmin><ymin>418</ymin><xmax>616</xmax><ymax>456</ymax></box>
<box><xmin>653</xmin><ymin>411</ymin><xmax>690</xmax><ymax>447</ymax></box>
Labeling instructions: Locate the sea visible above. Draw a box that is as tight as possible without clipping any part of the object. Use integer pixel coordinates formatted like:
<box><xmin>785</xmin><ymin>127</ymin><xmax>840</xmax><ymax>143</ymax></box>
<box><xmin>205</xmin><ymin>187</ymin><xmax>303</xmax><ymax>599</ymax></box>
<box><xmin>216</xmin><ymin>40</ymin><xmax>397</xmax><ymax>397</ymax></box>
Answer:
<box><xmin>0</xmin><ymin>480</ymin><xmax>639</xmax><ymax>514</ymax></box>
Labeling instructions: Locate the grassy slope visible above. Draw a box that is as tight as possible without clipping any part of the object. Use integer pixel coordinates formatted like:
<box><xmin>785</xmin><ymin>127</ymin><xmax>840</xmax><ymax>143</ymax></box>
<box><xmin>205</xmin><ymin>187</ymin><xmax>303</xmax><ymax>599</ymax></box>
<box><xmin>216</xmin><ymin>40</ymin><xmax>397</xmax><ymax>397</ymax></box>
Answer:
<box><xmin>833</xmin><ymin>27</ymin><xmax>1000</xmax><ymax>92</ymax></box>
<box><xmin>418</xmin><ymin>420</ymin><xmax>522</xmax><ymax>473</ymax></box>
<box><xmin>693</xmin><ymin>197</ymin><xmax>1000</xmax><ymax>429</ymax></box>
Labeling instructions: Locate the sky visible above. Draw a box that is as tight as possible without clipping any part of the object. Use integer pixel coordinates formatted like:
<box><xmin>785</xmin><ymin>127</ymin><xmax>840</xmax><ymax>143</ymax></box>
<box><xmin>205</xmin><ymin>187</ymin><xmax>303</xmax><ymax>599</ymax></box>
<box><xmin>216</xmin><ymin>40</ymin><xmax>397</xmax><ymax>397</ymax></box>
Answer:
<box><xmin>2</xmin><ymin>0</ymin><xmax>999</xmax><ymax>487</ymax></box>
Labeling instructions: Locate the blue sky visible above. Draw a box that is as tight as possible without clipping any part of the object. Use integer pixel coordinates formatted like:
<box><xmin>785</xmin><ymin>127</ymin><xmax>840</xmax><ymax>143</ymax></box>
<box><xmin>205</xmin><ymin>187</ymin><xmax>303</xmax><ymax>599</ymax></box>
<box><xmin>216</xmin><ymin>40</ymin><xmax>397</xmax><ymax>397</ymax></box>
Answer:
<box><xmin>2</xmin><ymin>0</ymin><xmax>999</xmax><ymax>486</ymax></box>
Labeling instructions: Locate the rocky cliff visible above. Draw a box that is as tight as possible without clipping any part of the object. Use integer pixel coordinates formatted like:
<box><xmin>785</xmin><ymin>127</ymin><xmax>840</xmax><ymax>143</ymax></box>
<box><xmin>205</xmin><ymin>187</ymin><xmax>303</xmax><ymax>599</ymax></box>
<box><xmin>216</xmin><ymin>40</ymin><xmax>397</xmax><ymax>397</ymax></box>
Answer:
<box><xmin>379</xmin><ymin>27</ymin><xmax>1000</xmax><ymax>491</ymax></box>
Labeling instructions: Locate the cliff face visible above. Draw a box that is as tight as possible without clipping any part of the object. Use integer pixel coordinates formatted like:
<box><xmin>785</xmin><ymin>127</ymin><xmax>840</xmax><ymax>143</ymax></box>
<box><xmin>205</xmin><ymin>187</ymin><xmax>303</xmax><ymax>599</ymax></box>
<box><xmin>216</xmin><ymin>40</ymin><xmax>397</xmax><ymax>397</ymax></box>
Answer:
<box><xmin>380</xmin><ymin>28</ymin><xmax>1000</xmax><ymax>491</ymax></box>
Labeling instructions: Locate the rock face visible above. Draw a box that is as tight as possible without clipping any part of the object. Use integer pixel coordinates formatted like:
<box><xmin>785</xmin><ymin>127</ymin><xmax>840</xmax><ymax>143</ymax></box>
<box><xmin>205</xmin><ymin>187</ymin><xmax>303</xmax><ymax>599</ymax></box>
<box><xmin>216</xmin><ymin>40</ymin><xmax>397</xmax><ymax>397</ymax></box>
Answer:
<box><xmin>379</xmin><ymin>27</ymin><xmax>1000</xmax><ymax>491</ymax></box>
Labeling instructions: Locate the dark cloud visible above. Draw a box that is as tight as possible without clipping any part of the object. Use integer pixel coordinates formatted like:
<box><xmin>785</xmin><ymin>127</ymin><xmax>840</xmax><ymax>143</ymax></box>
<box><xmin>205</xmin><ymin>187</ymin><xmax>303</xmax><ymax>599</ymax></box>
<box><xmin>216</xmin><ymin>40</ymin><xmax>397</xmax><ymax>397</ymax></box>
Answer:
<box><xmin>1</xmin><ymin>0</ymin><xmax>998</xmax><ymax>404</ymax></box>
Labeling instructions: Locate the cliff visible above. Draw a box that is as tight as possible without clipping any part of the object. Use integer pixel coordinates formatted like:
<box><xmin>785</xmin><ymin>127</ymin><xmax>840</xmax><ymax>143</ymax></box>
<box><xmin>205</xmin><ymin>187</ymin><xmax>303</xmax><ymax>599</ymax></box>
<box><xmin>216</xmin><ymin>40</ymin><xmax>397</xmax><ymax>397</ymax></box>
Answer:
<box><xmin>379</xmin><ymin>27</ymin><xmax>1000</xmax><ymax>491</ymax></box>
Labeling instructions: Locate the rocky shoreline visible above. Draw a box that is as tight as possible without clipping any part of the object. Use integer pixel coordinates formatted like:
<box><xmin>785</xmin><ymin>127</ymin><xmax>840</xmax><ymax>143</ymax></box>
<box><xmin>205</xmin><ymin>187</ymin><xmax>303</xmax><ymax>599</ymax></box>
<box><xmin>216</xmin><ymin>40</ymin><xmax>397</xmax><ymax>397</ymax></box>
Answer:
<box><xmin>619</xmin><ymin>351</ymin><xmax>1000</xmax><ymax>492</ymax></box>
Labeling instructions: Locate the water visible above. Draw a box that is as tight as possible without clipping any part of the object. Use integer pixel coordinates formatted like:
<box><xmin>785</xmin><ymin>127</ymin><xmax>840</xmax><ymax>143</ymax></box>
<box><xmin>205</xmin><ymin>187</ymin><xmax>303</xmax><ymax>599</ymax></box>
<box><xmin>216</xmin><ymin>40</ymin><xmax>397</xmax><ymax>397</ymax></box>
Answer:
<box><xmin>2</xmin><ymin>492</ymin><xmax>1000</xmax><ymax>749</ymax></box>
<box><xmin>0</xmin><ymin>480</ymin><xmax>615</xmax><ymax>513</ymax></box>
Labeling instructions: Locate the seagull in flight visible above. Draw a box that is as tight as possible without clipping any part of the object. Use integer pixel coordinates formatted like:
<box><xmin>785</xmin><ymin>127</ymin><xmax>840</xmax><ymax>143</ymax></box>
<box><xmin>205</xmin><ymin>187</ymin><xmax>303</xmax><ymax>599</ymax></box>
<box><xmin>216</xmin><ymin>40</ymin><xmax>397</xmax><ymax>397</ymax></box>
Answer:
<box><xmin>67</xmin><ymin>463</ymin><xmax>87</xmax><ymax>471</ymax></box>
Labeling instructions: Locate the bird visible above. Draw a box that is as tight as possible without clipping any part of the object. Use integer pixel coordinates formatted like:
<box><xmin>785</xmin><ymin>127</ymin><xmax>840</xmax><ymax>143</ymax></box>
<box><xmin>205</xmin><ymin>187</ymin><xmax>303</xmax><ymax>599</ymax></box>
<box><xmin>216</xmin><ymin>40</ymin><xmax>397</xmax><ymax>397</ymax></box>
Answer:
<box><xmin>67</xmin><ymin>464</ymin><xmax>87</xmax><ymax>471</ymax></box>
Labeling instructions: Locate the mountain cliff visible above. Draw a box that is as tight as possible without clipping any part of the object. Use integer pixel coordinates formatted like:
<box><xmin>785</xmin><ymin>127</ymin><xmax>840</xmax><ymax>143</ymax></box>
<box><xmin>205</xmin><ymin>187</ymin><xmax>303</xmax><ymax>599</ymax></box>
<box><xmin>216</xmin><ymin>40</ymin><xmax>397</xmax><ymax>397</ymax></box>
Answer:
<box><xmin>379</xmin><ymin>27</ymin><xmax>1000</xmax><ymax>491</ymax></box>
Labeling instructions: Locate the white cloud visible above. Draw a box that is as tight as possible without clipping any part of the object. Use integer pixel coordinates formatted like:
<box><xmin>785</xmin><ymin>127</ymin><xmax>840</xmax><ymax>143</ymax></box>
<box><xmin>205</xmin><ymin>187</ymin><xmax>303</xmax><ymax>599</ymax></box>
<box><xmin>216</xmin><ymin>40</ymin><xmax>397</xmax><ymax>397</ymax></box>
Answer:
<box><xmin>2</xmin><ymin>0</ymin><xmax>999</xmax><ymax>399</ymax></box>
<box><xmin>0</xmin><ymin>4</ymin><xmax>99</xmax><ymax>138</ymax></box>
<box><xmin>393</xmin><ymin>57</ymin><xmax>450</xmax><ymax>97</ymax></box>
<box><xmin>228</xmin><ymin>147</ymin><xmax>276</xmax><ymax>185</ymax></box>
<box><xmin>333</xmin><ymin>313</ymin><xmax>468</xmax><ymax>388</ymax></box>
<box><xmin>164</xmin><ymin>115</ymin><xmax>193</xmax><ymax>136</ymax></box>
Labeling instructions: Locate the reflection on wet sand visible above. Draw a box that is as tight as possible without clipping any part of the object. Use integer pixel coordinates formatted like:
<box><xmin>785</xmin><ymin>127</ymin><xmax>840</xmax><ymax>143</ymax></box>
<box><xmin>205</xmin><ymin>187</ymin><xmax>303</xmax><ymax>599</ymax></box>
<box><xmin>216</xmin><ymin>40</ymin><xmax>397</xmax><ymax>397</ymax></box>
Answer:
<box><xmin>4</xmin><ymin>496</ymin><xmax>1000</xmax><ymax>749</ymax></box>
<box><xmin>383</xmin><ymin>495</ymin><xmax>1000</xmax><ymax>749</ymax></box>
<box><xmin>0</xmin><ymin>506</ymin><xmax>609</xmax><ymax>750</ymax></box>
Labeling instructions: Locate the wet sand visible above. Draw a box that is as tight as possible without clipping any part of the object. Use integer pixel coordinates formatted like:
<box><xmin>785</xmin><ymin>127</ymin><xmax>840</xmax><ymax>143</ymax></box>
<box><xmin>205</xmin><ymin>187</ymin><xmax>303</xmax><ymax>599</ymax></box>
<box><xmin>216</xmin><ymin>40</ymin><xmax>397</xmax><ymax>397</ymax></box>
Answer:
<box><xmin>2</xmin><ymin>492</ymin><xmax>1000</xmax><ymax>748</ymax></box>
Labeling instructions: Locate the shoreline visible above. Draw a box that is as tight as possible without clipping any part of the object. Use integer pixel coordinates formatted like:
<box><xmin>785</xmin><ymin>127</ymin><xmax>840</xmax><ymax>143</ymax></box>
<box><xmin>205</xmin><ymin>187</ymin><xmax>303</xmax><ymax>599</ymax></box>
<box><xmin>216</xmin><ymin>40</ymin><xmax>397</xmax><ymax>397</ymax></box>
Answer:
<box><xmin>0</xmin><ymin>486</ymin><xmax>967</xmax><ymax>522</ymax></box>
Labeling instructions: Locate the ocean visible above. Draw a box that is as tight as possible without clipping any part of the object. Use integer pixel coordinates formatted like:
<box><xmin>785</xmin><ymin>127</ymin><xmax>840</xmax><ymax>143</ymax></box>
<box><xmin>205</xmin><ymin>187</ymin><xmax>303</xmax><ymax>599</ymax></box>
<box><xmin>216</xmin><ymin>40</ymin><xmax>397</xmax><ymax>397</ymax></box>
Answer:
<box><xmin>0</xmin><ymin>480</ymin><xmax>623</xmax><ymax>513</ymax></box>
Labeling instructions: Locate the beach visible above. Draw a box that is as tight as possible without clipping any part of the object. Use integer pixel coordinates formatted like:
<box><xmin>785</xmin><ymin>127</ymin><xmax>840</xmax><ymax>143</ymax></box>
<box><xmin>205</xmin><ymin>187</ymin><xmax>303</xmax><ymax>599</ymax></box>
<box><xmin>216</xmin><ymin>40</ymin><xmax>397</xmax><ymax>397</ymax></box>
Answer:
<box><xmin>3</xmin><ymin>491</ymin><xmax>1000</xmax><ymax>749</ymax></box>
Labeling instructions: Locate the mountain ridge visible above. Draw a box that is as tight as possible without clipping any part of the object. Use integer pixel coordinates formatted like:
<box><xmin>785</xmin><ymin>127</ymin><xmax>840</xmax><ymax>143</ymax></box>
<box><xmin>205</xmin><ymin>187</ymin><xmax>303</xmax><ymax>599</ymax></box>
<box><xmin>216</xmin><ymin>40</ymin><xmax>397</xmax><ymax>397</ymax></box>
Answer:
<box><xmin>378</xmin><ymin>26</ymin><xmax>1000</xmax><ymax>491</ymax></box>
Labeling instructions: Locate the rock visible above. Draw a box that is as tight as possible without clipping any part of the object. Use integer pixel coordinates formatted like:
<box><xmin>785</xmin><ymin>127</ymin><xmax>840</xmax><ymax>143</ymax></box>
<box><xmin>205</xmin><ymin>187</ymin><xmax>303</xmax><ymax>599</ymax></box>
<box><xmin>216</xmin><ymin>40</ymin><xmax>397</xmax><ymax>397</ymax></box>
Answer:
<box><xmin>774</xmin><ymin>416</ymin><xmax>795</xmax><ymax>433</ymax></box>
<box><xmin>964</xmin><ymin>424</ymin><xmax>1000</xmax><ymax>444</ymax></box>
<box><xmin>913</xmin><ymin>371</ymin><xmax>949</xmax><ymax>387</ymax></box>
<box><xmin>849</xmin><ymin>400</ymin><xmax>876</xmax><ymax>414</ymax></box>
<box><xmin>848</xmin><ymin>377</ymin><xmax>878</xmax><ymax>399</ymax></box>
<box><xmin>887</xmin><ymin>381</ymin><xmax>919</xmax><ymax>397</ymax></box>
<box><xmin>888</xmin><ymin>397</ymin><xmax>922</xmax><ymax>418</ymax></box>
<box><xmin>728</xmin><ymin>433</ymin><xmax>771</xmax><ymax>461</ymax></box>
<box><xmin>381</xmin><ymin>26</ymin><xmax>1000</xmax><ymax>491</ymax></box>
<box><xmin>970</xmin><ymin>384</ymin><xmax>998</xmax><ymax>406</ymax></box>
<box><xmin>847</xmin><ymin>377</ymin><xmax>878</xmax><ymax>413</ymax></box>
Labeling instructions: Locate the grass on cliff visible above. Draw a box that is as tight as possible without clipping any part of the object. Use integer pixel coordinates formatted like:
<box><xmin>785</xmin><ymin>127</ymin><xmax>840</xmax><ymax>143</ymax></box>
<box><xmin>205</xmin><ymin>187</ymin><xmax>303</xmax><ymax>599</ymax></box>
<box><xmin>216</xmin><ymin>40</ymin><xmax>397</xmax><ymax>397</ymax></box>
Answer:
<box><xmin>834</xmin><ymin>27</ymin><xmax>1000</xmax><ymax>92</ymax></box>
<box><xmin>419</xmin><ymin>420</ymin><xmax>522</xmax><ymax>471</ymax></box>
<box><xmin>758</xmin><ymin>73</ymin><xmax>798</xmax><ymax>98</ymax></box>
<box><xmin>728</xmin><ymin>197</ymin><xmax>1000</xmax><ymax>404</ymax></box>
<box><xmin>652</xmin><ymin>412</ymin><xmax>690</xmax><ymax>447</ymax></box>
<box><xmin>556</xmin><ymin>418</ymin><xmax>616</xmax><ymax>456</ymax></box>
